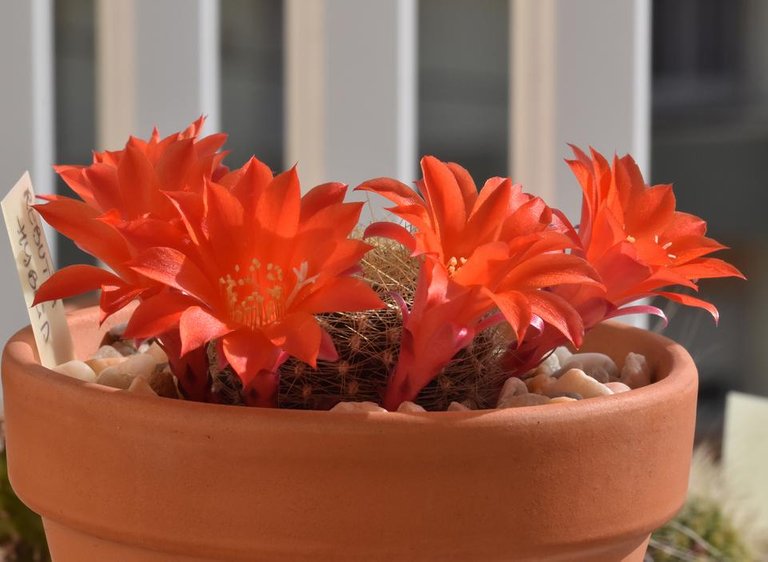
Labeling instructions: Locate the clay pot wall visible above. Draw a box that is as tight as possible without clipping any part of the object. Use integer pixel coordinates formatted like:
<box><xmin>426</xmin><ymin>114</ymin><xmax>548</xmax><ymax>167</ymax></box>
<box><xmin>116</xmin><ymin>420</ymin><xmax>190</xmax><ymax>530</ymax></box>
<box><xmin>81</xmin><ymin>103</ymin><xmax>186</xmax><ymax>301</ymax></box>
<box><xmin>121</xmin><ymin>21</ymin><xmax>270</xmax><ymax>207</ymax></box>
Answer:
<box><xmin>1</xmin><ymin>307</ymin><xmax>697</xmax><ymax>561</ymax></box>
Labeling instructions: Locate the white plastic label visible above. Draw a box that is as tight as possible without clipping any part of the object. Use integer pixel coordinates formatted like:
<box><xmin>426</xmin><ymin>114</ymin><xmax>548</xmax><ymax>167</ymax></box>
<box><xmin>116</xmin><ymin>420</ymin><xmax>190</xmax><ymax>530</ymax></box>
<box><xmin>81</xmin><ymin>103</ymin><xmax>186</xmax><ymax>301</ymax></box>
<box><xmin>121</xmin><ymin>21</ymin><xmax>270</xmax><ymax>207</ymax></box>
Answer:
<box><xmin>1</xmin><ymin>172</ymin><xmax>73</xmax><ymax>367</ymax></box>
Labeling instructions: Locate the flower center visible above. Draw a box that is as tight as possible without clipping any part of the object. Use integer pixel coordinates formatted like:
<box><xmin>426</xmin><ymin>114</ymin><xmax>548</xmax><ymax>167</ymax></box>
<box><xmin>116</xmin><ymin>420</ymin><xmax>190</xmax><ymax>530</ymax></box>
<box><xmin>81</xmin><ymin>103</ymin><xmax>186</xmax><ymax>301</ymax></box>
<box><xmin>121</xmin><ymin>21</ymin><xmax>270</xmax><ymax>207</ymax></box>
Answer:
<box><xmin>218</xmin><ymin>259</ymin><xmax>317</xmax><ymax>330</ymax></box>
<box><xmin>629</xmin><ymin>234</ymin><xmax>676</xmax><ymax>261</ymax></box>
<box><xmin>446</xmin><ymin>256</ymin><xmax>468</xmax><ymax>277</ymax></box>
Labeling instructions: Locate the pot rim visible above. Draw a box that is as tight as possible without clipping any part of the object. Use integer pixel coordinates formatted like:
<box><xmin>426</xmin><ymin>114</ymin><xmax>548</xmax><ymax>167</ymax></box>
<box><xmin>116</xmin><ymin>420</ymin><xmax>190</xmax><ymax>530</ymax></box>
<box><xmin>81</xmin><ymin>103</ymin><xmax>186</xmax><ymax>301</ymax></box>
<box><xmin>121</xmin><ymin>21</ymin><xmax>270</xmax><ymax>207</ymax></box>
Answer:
<box><xmin>2</xmin><ymin>305</ymin><xmax>697</xmax><ymax>426</ymax></box>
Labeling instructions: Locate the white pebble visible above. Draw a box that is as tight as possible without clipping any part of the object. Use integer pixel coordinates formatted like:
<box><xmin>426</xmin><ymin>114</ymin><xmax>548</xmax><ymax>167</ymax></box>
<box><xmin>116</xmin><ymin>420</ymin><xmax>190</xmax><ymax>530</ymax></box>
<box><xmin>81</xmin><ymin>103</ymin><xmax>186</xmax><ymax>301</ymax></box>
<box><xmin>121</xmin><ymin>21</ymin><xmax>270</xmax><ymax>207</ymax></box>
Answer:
<box><xmin>96</xmin><ymin>370</ymin><xmax>135</xmax><ymax>390</ymax></box>
<box><xmin>549</xmin><ymin>396</ymin><xmax>578</xmax><ymax>404</ymax></box>
<box><xmin>96</xmin><ymin>353</ymin><xmax>156</xmax><ymax>390</ymax></box>
<box><xmin>605</xmin><ymin>382</ymin><xmax>631</xmax><ymax>393</ymax></box>
<box><xmin>551</xmin><ymin>368</ymin><xmax>613</xmax><ymax>399</ymax></box>
<box><xmin>145</xmin><ymin>342</ymin><xmax>168</xmax><ymax>364</ymax></box>
<box><xmin>121</xmin><ymin>353</ymin><xmax>157</xmax><ymax>377</ymax></box>
<box><xmin>496</xmin><ymin>377</ymin><xmax>528</xmax><ymax>407</ymax></box>
<box><xmin>397</xmin><ymin>401</ymin><xmax>426</xmax><ymax>413</ymax></box>
<box><xmin>127</xmin><ymin>377</ymin><xmax>157</xmax><ymax>396</ymax></box>
<box><xmin>91</xmin><ymin>345</ymin><xmax>123</xmax><ymax>360</ymax></box>
<box><xmin>53</xmin><ymin>360</ymin><xmax>96</xmax><ymax>383</ymax></box>
<box><xmin>525</xmin><ymin>373</ymin><xmax>556</xmax><ymax>396</ymax></box>
<box><xmin>497</xmin><ymin>394</ymin><xmax>550</xmax><ymax>409</ymax></box>
<box><xmin>559</xmin><ymin>353</ymin><xmax>618</xmax><ymax>383</ymax></box>
<box><xmin>447</xmin><ymin>401</ymin><xmax>470</xmax><ymax>412</ymax></box>
<box><xmin>532</xmin><ymin>353</ymin><xmax>560</xmax><ymax>377</ymax></box>
<box><xmin>85</xmin><ymin>357</ymin><xmax>124</xmax><ymax>375</ymax></box>
<box><xmin>330</xmin><ymin>401</ymin><xmax>387</xmax><ymax>413</ymax></box>
<box><xmin>620</xmin><ymin>352</ymin><xmax>651</xmax><ymax>389</ymax></box>
<box><xmin>553</xmin><ymin>346</ymin><xmax>573</xmax><ymax>364</ymax></box>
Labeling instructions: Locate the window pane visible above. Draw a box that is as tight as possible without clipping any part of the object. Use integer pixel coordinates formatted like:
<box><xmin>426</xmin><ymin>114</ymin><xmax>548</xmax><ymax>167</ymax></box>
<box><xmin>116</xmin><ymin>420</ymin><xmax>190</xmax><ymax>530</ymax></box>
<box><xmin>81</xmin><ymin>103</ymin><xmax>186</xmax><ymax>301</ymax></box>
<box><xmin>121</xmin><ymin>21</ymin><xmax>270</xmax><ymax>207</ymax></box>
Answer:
<box><xmin>54</xmin><ymin>0</ymin><xmax>96</xmax><ymax>268</ymax></box>
<box><xmin>220</xmin><ymin>0</ymin><xmax>284</xmax><ymax>171</ymax></box>
<box><xmin>652</xmin><ymin>0</ymin><xmax>767</xmax><ymax>441</ymax></box>
<box><xmin>418</xmin><ymin>0</ymin><xmax>508</xmax><ymax>181</ymax></box>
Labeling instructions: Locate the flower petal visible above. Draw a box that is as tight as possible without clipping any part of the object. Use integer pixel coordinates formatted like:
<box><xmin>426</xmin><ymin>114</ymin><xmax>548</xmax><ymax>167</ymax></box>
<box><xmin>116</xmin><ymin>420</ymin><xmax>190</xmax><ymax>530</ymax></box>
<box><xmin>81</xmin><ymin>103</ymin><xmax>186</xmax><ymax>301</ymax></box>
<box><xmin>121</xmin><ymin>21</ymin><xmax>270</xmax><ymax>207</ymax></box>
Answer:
<box><xmin>355</xmin><ymin>177</ymin><xmax>423</xmax><ymax>209</ymax></box>
<box><xmin>656</xmin><ymin>291</ymin><xmax>720</xmax><ymax>324</ymax></box>
<box><xmin>130</xmin><ymin>247</ymin><xmax>217</xmax><ymax>304</ymax></box>
<box><xmin>221</xmin><ymin>330</ymin><xmax>281</xmax><ymax>384</ymax></box>
<box><xmin>265</xmin><ymin>312</ymin><xmax>322</xmax><ymax>366</ymax></box>
<box><xmin>296</xmin><ymin>277</ymin><xmax>385</xmax><ymax>314</ymax></box>
<box><xmin>33</xmin><ymin>199</ymin><xmax>132</xmax><ymax>267</ymax></box>
<box><xmin>32</xmin><ymin>265</ymin><xmax>124</xmax><ymax>306</ymax></box>
<box><xmin>420</xmin><ymin>155</ymin><xmax>467</xmax><ymax>249</ymax></box>
<box><xmin>300</xmin><ymin>182</ymin><xmax>349</xmax><ymax>220</ymax></box>
<box><xmin>363</xmin><ymin>222</ymin><xmax>417</xmax><ymax>254</ymax></box>
<box><xmin>124</xmin><ymin>291</ymin><xmax>198</xmax><ymax>340</ymax></box>
<box><xmin>490</xmin><ymin>290</ymin><xmax>532</xmax><ymax>345</ymax></box>
<box><xmin>526</xmin><ymin>290</ymin><xmax>585</xmax><ymax>347</ymax></box>
<box><xmin>179</xmin><ymin>306</ymin><xmax>234</xmax><ymax>356</ymax></box>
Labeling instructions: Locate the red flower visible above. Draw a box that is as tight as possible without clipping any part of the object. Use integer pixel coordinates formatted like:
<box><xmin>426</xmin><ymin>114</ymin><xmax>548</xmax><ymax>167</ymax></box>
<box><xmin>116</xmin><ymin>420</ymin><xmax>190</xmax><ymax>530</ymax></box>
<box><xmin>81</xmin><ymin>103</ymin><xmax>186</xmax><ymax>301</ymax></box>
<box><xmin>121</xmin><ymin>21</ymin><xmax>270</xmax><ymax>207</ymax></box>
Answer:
<box><xmin>357</xmin><ymin>156</ymin><xmax>599</xmax><ymax>348</ymax></box>
<box><xmin>358</xmin><ymin>156</ymin><xmax>600</xmax><ymax>407</ymax></box>
<box><xmin>34</xmin><ymin>117</ymin><xmax>230</xmax><ymax>320</ymax></box>
<box><xmin>123</xmin><ymin>161</ymin><xmax>384</xmax><ymax>406</ymax></box>
<box><xmin>567</xmin><ymin>146</ymin><xmax>745</xmax><ymax>322</ymax></box>
<box><xmin>382</xmin><ymin>260</ymin><xmax>496</xmax><ymax>410</ymax></box>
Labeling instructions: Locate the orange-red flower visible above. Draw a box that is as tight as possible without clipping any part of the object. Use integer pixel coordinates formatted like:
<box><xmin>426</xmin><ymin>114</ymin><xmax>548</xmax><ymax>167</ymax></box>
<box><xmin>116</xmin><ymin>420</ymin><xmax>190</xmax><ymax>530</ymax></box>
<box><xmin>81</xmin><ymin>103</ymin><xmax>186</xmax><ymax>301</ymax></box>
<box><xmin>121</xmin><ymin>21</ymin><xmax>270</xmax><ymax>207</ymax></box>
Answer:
<box><xmin>358</xmin><ymin>156</ymin><xmax>600</xmax><ymax>407</ymax></box>
<box><xmin>357</xmin><ymin>156</ymin><xmax>599</xmax><ymax>347</ymax></box>
<box><xmin>33</xmin><ymin>118</ymin><xmax>230</xmax><ymax>320</ymax></box>
<box><xmin>382</xmin><ymin>260</ymin><xmax>496</xmax><ymax>410</ymax></box>
<box><xmin>123</xmin><ymin>161</ymin><xmax>384</xmax><ymax>406</ymax></box>
<box><xmin>566</xmin><ymin>146</ymin><xmax>745</xmax><ymax>322</ymax></box>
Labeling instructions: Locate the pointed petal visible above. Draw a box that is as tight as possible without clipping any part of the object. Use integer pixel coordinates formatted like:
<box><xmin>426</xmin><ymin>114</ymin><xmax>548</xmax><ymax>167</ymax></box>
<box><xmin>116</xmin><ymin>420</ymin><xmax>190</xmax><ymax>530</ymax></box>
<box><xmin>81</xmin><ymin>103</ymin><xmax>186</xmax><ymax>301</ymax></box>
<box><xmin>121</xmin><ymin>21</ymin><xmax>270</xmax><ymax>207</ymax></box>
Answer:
<box><xmin>124</xmin><ymin>291</ymin><xmax>198</xmax><ymax>340</ymax></box>
<box><xmin>526</xmin><ymin>290</ymin><xmax>585</xmax><ymax>347</ymax></box>
<box><xmin>656</xmin><ymin>291</ymin><xmax>720</xmax><ymax>324</ymax></box>
<box><xmin>362</xmin><ymin>222</ymin><xmax>416</xmax><ymax>253</ymax></box>
<box><xmin>179</xmin><ymin>306</ymin><xmax>234</xmax><ymax>356</ymax></box>
<box><xmin>355</xmin><ymin>177</ymin><xmax>423</xmax><ymax>209</ymax></box>
<box><xmin>626</xmin><ymin>185</ymin><xmax>676</xmax><ymax>238</ymax></box>
<box><xmin>318</xmin><ymin>328</ymin><xmax>339</xmax><ymax>362</ymax></box>
<box><xmin>420</xmin><ymin>155</ymin><xmax>467</xmax><ymax>248</ymax></box>
<box><xmin>129</xmin><ymin>247</ymin><xmax>217</xmax><ymax>304</ymax></box>
<box><xmin>256</xmin><ymin>166</ymin><xmax>301</xmax><ymax>239</ymax></box>
<box><xmin>99</xmin><ymin>284</ymin><xmax>144</xmax><ymax>322</ymax></box>
<box><xmin>300</xmin><ymin>182</ymin><xmax>348</xmax><ymax>220</ymax></box>
<box><xmin>463</xmin><ymin>179</ymin><xmax>512</xmax><ymax>245</ymax></box>
<box><xmin>296</xmin><ymin>277</ymin><xmax>385</xmax><ymax>314</ymax></box>
<box><xmin>490</xmin><ymin>290</ymin><xmax>532</xmax><ymax>345</ymax></box>
<box><xmin>265</xmin><ymin>312</ymin><xmax>321</xmax><ymax>366</ymax></box>
<box><xmin>444</xmin><ymin>161</ymin><xmax>478</xmax><ymax>212</ymax></box>
<box><xmin>227</xmin><ymin>156</ymin><xmax>273</xmax><ymax>215</ymax></box>
<box><xmin>117</xmin><ymin>140</ymin><xmax>158</xmax><ymax>218</ymax></box>
<box><xmin>32</xmin><ymin>265</ymin><xmax>124</xmax><ymax>305</ymax></box>
<box><xmin>221</xmin><ymin>329</ymin><xmax>281</xmax><ymax>384</ymax></box>
<box><xmin>501</xmin><ymin>254</ymin><xmax>600</xmax><ymax>290</ymax></box>
<box><xmin>670</xmin><ymin>257</ymin><xmax>746</xmax><ymax>280</ymax></box>
<box><xmin>33</xmin><ymin>199</ymin><xmax>132</xmax><ymax>267</ymax></box>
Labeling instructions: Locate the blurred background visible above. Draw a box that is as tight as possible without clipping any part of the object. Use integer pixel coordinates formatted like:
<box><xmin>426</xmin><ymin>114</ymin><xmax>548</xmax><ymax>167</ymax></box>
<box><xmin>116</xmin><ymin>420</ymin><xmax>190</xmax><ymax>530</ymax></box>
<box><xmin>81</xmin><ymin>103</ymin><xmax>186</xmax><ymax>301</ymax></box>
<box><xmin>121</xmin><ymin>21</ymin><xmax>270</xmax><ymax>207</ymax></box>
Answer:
<box><xmin>0</xmin><ymin>0</ymin><xmax>766</xmax><ymax>554</ymax></box>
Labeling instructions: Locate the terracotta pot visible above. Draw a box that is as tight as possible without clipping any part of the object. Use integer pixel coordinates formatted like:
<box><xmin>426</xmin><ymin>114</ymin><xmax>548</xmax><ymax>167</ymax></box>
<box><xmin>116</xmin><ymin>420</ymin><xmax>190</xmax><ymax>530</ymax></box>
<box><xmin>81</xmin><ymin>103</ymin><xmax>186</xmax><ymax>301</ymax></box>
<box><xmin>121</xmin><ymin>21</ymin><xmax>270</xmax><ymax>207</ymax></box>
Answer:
<box><xmin>2</xmin><ymin>306</ymin><xmax>697</xmax><ymax>561</ymax></box>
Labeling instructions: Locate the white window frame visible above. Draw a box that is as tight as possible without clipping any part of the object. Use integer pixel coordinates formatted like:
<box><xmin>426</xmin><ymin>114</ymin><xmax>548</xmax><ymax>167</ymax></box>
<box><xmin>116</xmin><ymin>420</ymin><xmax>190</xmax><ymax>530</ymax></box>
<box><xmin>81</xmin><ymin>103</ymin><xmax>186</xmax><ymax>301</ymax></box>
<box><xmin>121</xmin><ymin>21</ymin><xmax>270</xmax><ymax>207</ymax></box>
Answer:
<box><xmin>0</xmin><ymin>0</ymin><xmax>55</xmax><ymax>346</ymax></box>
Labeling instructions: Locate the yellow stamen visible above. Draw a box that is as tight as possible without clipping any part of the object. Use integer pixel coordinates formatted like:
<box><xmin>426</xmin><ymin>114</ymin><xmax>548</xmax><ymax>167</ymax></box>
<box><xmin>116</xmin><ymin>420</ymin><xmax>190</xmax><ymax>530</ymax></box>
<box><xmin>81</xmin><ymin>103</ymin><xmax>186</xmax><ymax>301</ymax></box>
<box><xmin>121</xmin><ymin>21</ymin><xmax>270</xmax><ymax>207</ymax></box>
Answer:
<box><xmin>218</xmin><ymin>260</ymin><xmax>314</xmax><ymax>330</ymax></box>
<box><xmin>446</xmin><ymin>256</ymin><xmax>468</xmax><ymax>276</ymax></box>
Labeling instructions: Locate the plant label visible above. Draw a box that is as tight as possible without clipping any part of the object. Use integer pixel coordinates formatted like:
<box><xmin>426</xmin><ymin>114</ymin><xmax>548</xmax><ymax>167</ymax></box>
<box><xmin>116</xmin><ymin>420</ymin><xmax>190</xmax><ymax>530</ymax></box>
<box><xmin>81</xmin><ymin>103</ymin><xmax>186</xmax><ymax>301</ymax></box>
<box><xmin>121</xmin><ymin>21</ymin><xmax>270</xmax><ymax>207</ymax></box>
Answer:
<box><xmin>1</xmin><ymin>172</ymin><xmax>73</xmax><ymax>367</ymax></box>
<box><xmin>724</xmin><ymin>391</ymin><xmax>768</xmax><ymax>532</ymax></box>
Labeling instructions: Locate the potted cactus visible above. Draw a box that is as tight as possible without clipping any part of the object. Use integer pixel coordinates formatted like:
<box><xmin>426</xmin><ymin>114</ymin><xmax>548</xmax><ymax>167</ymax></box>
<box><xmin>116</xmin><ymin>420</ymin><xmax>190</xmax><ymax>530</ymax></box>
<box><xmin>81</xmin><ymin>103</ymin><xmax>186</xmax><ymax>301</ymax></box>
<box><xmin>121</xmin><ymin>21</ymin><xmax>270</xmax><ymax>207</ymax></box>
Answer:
<box><xmin>1</xmin><ymin>119</ymin><xmax>742</xmax><ymax>561</ymax></box>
